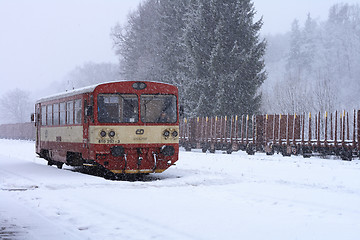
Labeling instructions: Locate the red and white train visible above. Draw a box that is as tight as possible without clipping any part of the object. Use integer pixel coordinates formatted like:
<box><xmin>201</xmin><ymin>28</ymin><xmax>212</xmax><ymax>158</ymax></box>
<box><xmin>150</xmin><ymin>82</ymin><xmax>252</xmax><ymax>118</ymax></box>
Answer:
<box><xmin>34</xmin><ymin>81</ymin><xmax>179</xmax><ymax>176</ymax></box>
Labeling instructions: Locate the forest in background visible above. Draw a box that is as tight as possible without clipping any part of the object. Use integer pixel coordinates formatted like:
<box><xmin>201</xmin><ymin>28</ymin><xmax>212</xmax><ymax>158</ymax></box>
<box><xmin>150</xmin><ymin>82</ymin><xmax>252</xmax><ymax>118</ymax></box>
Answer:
<box><xmin>1</xmin><ymin>2</ymin><xmax>359</xmax><ymax>124</ymax></box>
<box><xmin>262</xmin><ymin>3</ymin><xmax>360</xmax><ymax>114</ymax></box>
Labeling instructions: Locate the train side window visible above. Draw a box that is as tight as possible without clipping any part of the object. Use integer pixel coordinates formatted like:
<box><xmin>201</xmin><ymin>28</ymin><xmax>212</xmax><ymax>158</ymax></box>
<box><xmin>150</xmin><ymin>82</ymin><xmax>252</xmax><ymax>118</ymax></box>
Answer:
<box><xmin>67</xmin><ymin>101</ymin><xmax>74</xmax><ymax>125</ymax></box>
<box><xmin>47</xmin><ymin>105</ymin><xmax>53</xmax><ymax>126</ymax></box>
<box><xmin>74</xmin><ymin>99</ymin><xmax>82</xmax><ymax>124</ymax></box>
<box><xmin>60</xmin><ymin>102</ymin><xmax>66</xmax><ymax>125</ymax></box>
<box><xmin>41</xmin><ymin>106</ymin><xmax>46</xmax><ymax>126</ymax></box>
<box><xmin>53</xmin><ymin>103</ymin><xmax>59</xmax><ymax>125</ymax></box>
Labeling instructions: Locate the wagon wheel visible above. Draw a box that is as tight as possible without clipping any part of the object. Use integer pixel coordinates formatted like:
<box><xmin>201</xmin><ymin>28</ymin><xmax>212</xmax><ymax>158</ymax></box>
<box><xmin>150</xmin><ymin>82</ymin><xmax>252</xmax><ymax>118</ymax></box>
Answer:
<box><xmin>202</xmin><ymin>146</ymin><xmax>208</xmax><ymax>153</ymax></box>
<box><xmin>246</xmin><ymin>143</ymin><xmax>255</xmax><ymax>155</ymax></box>
<box><xmin>184</xmin><ymin>143</ymin><xmax>192</xmax><ymax>152</ymax></box>
<box><xmin>340</xmin><ymin>148</ymin><xmax>352</xmax><ymax>161</ymax></box>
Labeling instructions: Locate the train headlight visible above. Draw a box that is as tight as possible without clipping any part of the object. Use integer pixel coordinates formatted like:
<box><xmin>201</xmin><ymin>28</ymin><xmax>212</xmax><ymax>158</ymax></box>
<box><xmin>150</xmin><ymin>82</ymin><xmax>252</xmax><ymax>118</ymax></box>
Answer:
<box><xmin>100</xmin><ymin>130</ymin><xmax>107</xmax><ymax>137</ymax></box>
<box><xmin>109</xmin><ymin>130</ymin><xmax>116</xmax><ymax>138</ymax></box>
<box><xmin>132</xmin><ymin>82</ymin><xmax>147</xmax><ymax>90</ymax></box>
<box><xmin>171</xmin><ymin>130</ymin><xmax>178</xmax><ymax>138</ymax></box>
<box><xmin>163</xmin><ymin>130</ymin><xmax>170</xmax><ymax>138</ymax></box>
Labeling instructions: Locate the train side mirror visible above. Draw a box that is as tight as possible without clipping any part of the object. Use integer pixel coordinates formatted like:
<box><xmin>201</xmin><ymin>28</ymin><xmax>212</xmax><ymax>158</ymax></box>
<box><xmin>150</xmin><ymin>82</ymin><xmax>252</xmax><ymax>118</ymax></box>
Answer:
<box><xmin>86</xmin><ymin>106</ymin><xmax>93</xmax><ymax>117</ymax></box>
<box><xmin>30</xmin><ymin>113</ymin><xmax>35</xmax><ymax>122</ymax></box>
<box><xmin>179</xmin><ymin>105</ymin><xmax>184</xmax><ymax>117</ymax></box>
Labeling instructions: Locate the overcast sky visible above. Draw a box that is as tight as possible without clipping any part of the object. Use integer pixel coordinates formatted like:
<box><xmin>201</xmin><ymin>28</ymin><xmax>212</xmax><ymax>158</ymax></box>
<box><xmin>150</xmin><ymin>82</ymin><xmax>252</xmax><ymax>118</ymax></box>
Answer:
<box><xmin>0</xmin><ymin>0</ymin><xmax>358</xmax><ymax>97</ymax></box>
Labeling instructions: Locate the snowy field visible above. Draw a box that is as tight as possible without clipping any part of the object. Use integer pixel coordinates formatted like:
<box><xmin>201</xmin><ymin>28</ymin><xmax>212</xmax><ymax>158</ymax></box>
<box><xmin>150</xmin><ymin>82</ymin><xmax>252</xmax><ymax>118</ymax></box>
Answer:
<box><xmin>1</xmin><ymin>139</ymin><xmax>360</xmax><ymax>240</ymax></box>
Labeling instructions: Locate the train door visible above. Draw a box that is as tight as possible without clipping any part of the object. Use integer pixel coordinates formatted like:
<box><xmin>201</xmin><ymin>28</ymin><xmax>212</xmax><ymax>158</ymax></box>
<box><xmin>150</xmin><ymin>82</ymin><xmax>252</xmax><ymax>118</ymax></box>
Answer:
<box><xmin>35</xmin><ymin>103</ymin><xmax>41</xmax><ymax>154</ymax></box>
<box><xmin>82</xmin><ymin>94</ymin><xmax>92</xmax><ymax>159</ymax></box>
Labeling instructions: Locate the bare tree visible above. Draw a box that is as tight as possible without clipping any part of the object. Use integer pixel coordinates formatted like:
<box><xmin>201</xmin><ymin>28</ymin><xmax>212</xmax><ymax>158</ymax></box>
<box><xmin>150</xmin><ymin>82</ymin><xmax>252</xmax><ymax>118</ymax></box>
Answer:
<box><xmin>63</xmin><ymin>62</ymin><xmax>120</xmax><ymax>90</ymax></box>
<box><xmin>0</xmin><ymin>88</ymin><xmax>32</xmax><ymax>123</ymax></box>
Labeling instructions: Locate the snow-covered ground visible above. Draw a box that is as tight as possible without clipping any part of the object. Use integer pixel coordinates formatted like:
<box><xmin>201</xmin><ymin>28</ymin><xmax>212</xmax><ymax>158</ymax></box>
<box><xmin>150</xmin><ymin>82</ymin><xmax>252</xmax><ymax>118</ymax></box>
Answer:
<box><xmin>1</xmin><ymin>139</ymin><xmax>360</xmax><ymax>240</ymax></box>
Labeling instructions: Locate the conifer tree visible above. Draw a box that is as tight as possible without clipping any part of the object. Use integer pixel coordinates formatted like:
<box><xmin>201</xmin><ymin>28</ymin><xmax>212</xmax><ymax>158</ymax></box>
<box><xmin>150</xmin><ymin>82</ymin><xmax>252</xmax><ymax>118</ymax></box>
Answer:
<box><xmin>183</xmin><ymin>0</ymin><xmax>266</xmax><ymax>116</ymax></box>
<box><xmin>113</xmin><ymin>0</ymin><xmax>266</xmax><ymax>117</ymax></box>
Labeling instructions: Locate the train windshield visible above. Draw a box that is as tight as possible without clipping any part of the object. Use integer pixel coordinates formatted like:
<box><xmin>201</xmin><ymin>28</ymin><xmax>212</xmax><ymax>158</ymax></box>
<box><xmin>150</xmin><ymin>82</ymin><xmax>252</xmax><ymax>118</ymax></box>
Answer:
<box><xmin>140</xmin><ymin>94</ymin><xmax>177</xmax><ymax>123</ymax></box>
<box><xmin>98</xmin><ymin>94</ymin><xmax>138</xmax><ymax>123</ymax></box>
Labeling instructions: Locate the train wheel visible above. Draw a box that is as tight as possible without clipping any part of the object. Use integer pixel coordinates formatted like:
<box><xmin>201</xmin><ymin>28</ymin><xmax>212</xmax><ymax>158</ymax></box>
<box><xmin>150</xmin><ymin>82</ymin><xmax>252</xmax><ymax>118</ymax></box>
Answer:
<box><xmin>56</xmin><ymin>162</ymin><xmax>64</xmax><ymax>169</ymax></box>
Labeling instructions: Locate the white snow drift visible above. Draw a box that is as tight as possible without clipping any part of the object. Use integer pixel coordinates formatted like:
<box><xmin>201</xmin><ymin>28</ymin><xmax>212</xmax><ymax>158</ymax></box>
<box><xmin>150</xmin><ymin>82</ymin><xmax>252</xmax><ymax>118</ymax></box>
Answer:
<box><xmin>1</xmin><ymin>139</ymin><xmax>360</xmax><ymax>240</ymax></box>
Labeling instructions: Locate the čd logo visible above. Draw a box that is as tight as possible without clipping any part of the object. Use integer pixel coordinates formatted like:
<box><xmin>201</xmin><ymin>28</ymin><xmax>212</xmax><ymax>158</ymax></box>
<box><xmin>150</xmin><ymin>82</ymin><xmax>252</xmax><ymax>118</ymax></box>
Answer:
<box><xmin>136</xmin><ymin>129</ymin><xmax>144</xmax><ymax>135</ymax></box>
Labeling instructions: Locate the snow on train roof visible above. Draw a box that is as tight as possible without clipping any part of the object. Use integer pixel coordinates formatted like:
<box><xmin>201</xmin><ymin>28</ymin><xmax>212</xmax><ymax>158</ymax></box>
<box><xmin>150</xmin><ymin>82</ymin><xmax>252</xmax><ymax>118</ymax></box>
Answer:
<box><xmin>35</xmin><ymin>82</ymin><xmax>102</xmax><ymax>103</ymax></box>
<box><xmin>35</xmin><ymin>80</ymin><xmax>172</xmax><ymax>103</ymax></box>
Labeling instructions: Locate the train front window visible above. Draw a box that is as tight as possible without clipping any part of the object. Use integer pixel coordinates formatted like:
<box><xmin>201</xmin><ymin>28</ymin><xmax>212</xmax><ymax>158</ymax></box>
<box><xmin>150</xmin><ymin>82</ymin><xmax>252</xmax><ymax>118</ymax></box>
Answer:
<box><xmin>97</xmin><ymin>94</ymin><xmax>138</xmax><ymax>123</ymax></box>
<box><xmin>141</xmin><ymin>95</ymin><xmax>177</xmax><ymax>123</ymax></box>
